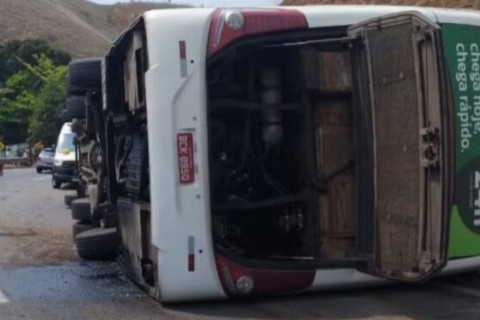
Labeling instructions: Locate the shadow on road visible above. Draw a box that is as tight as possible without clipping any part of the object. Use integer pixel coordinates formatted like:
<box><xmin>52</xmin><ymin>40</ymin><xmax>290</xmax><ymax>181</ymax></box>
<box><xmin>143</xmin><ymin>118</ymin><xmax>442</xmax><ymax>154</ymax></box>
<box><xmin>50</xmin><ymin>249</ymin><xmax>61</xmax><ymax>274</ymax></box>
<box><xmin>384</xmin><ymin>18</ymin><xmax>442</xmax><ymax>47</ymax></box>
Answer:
<box><xmin>167</xmin><ymin>274</ymin><xmax>480</xmax><ymax>320</ymax></box>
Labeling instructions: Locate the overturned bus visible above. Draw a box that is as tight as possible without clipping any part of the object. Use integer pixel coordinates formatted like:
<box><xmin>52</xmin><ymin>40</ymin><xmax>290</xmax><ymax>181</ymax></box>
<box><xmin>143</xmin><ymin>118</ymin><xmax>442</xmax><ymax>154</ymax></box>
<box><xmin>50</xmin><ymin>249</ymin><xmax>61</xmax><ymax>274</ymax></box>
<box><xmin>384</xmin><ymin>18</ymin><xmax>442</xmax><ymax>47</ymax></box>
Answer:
<box><xmin>63</xmin><ymin>6</ymin><xmax>480</xmax><ymax>302</ymax></box>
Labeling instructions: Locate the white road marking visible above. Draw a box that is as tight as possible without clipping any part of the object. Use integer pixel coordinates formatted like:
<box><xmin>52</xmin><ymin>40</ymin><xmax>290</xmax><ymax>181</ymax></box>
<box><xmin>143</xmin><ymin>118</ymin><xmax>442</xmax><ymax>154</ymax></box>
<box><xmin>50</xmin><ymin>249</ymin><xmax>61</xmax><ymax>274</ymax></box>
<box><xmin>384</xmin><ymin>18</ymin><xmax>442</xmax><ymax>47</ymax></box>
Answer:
<box><xmin>0</xmin><ymin>289</ymin><xmax>10</xmax><ymax>304</ymax></box>
<box><xmin>32</xmin><ymin>176</ymin><xmax>49</xmax><ymax>181</ymax></box>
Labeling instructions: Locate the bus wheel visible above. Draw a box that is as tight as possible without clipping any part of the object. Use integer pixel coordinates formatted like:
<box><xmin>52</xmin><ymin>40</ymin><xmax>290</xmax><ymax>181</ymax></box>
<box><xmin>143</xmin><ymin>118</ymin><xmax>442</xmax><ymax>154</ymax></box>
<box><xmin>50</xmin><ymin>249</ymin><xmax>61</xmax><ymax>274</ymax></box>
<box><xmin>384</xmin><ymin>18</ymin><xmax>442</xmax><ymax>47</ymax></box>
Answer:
<box><xmin>71</xmin><ymin>198</ymin><xmax>91</xmax><ymax>222</ymax></box>
<box><xmin>64</xmin><ymin>194</ymin><xmax>78</xmax><ymax>207</ymax></box>
<box><xmin>72</xmin><ymin>221</ymin><xmax>96</xmax><ymax>240</ymax></box>
<box><xmin>76</xmin><ymin>182</ymin><xmax>87</xmax><ymax>198</ymax></box>
<box><xmin>68</xmin><ymin>58</ymin><xmax>102</xmax><ymax>90</ymax></box>
<box><xmin>75</xmin><ymin>227</ymin><xmax>117</xmax><ymax>260</ymax></box>
<box><xmin>66</xmin><ymin>96</ymin><xmax>86</xmax><ymax>120</ymax></box>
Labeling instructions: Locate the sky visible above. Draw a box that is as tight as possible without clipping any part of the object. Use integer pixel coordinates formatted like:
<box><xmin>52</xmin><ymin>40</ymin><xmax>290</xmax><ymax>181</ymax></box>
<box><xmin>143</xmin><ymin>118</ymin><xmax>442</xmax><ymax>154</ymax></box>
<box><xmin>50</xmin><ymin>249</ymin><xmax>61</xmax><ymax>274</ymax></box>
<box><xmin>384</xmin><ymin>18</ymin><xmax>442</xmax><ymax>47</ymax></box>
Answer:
<box><xmin>89</xmin><ymin>0</ymin><xmax>282</xmax><ymax>7</ymax></box>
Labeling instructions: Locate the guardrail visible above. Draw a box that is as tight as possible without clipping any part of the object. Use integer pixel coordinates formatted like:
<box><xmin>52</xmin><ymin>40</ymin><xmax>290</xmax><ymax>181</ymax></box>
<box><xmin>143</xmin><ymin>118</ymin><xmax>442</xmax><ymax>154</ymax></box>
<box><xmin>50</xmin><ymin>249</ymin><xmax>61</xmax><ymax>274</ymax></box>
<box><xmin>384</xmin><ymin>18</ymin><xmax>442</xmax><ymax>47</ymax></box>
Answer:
<box><xmin>0</xmin><ymin>157</ymin><xmax>32</xmax><ymax>166</ymax></box>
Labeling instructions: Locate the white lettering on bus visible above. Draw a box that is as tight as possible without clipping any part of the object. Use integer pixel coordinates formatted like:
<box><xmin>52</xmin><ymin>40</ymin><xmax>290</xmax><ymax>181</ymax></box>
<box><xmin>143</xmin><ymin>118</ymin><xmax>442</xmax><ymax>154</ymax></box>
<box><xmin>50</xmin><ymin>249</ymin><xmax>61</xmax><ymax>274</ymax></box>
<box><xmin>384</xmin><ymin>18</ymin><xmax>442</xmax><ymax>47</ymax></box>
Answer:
<box><xmin>471</xmin><ymin>44</ymin><xmax>480</xmax><ymax>91</ymax></box>
<box><xmin>458</xmin><ymin>95</ymin><xmax>472</xmax><ymax>151</ymax></box>
<box><xmin>457</xmin><ymin>43</ymin><xmax>468</xmax><ymax>92</ymax></box>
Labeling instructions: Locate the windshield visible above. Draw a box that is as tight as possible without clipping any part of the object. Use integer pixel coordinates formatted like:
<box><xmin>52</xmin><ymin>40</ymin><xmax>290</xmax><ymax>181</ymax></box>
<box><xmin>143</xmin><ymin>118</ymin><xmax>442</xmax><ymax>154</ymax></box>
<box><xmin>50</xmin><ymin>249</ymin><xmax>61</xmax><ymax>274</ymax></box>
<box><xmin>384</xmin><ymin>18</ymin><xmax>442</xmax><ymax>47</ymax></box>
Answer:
<box><xmin>40</xmin><ymin>150</ymin><xmax>54</xmax><ymax>156</ymax></box>
<box><xmin>56</xmin><ymin>133</ymin><xmax>75</xmax><ymax>153</ymax></box>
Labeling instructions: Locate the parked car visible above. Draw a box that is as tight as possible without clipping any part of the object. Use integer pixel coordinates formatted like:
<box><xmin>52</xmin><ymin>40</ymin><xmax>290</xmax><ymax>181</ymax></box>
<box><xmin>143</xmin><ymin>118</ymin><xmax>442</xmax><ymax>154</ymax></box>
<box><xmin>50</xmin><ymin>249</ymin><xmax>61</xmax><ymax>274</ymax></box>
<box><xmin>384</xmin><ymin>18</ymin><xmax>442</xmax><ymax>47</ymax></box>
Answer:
<box><xmin>35</xmin><ymin>148</ymin><xmax>55</xmax><ymax>173</ymax></box>
<box><xmin>52</xmin><ymin>123</ymin><xmax>77</xmax><ymax>189</ymax></box>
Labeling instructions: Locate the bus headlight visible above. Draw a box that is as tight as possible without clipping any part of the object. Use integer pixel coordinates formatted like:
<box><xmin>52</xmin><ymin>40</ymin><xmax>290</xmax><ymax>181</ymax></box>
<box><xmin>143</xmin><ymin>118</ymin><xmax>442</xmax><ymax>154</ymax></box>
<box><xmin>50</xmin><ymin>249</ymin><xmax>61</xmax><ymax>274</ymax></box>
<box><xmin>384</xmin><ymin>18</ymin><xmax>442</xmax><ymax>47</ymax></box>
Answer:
<box><xmin>236</xmin><ymin>275</ymin><xmax>254</xmax><ymax>295</ymax></box>
<box><xmin>224</xmin><ymin>10</ymin><xmax>245</xmax><ymax>31</ymax></box>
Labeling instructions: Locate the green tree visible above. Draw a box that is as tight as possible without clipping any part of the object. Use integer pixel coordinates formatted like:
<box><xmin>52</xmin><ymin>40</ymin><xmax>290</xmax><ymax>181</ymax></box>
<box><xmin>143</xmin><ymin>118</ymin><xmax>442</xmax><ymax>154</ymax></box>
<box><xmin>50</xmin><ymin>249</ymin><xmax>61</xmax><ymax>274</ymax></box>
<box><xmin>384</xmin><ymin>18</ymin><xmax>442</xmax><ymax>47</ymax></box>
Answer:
<box><xmin>27</xmin><ymin>55</ymin><xmax>68</xmax><ymax>145</ymax></box>
<box><xmin>0</xmin><ymin>68</ymin><xmax>39</xmax><ymax>144</ymax></box>
<box><xmin>0</xmin><ymin>40</ymin><xmax>71</xmax><ymax>145</ymax></box>
<box><xmin>0</xmin><ymin>39</ymin><xmax>70</xmax><ymax>88</ymax></box>
<box><xmin>0</xmin><ymin>52</ymin><xmax>69</xmax><ymax>145</ymax></box>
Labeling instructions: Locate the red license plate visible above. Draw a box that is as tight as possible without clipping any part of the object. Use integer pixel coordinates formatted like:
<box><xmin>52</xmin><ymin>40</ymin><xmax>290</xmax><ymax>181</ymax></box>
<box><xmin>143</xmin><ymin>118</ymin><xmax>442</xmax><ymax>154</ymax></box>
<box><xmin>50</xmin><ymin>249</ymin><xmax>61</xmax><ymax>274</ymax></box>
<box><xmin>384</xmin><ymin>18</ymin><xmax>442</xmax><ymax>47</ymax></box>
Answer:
<box><xmin>177</xmin><ymin>132</ymin><xmax>195</xmax><ymax>184</ymax></box>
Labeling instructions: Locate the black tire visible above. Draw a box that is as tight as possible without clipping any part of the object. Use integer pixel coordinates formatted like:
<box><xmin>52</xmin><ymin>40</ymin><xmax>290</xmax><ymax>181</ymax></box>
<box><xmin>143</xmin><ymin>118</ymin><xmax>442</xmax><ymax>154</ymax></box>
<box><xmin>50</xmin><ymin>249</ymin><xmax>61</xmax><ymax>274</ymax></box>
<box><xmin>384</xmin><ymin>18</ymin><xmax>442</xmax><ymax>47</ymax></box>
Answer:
<box><xmin>36</xmin><ymin>167</ymin><xmax>42</xmax><ymax>174</ymax></box>
<box><xmin>71</xmin><ymin>198</ymin><xmax>91</xmax><ymax>222</ymax></box>
<box><xmin>66</xmin><ymin>96</ymin><xmax>86</xmax><ymax>119</ymax></box>
<box><xmin>52</xmin><ymin>176</ymin><xmax>61</xmax><ymax>189</ymax></box>
<box><xmin>60</xmin><ymin>108</ymin><xmax>72</xmax><ymax>122</ymax></box>
<box><xmin>64</xmin><ymin>194</ymin><xmax>78</xmax><ymax>207</ymax></box>
<box><xmin>75</xmin><ymin>227</ymin><xmax>117</xmax><ymax>260</ymax></box>
<box><xmin>72</xmin><ymin>221</ymin><xmax>96</xmax><ymax>240</ymax></box>
<box><xmin>69</xmin><ymin>58</ymin><xmax>102</xmax><ymax>89</ymax></box>
<box><xmin>85</xmin><ymin>99</ymin><xmax>96</xmax><ymax>135</ymax></box>
<box><xmin>76</xmin><ymin>182</ymin><xmax>87</xmax><ymax>198</ymax></box>
<box><xmin>66</xmin><ymin>73</ymin><xmax>86</xmax><ymax>95</ymax></box>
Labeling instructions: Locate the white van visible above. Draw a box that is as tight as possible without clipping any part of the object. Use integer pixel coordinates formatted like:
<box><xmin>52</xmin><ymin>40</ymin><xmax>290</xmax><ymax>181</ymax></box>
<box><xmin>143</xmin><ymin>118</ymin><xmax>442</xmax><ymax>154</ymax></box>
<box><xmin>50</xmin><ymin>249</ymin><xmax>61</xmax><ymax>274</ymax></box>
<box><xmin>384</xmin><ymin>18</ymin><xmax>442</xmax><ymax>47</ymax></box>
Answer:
<box><xmin>52</xmin><ymin>122</ymin><xmax>76</xmax><ymax>189</ymax></box>
<box><xmin>69</xmin><ymin>6</ymin><xmax>480</xmax><ymax>302</ymax></box>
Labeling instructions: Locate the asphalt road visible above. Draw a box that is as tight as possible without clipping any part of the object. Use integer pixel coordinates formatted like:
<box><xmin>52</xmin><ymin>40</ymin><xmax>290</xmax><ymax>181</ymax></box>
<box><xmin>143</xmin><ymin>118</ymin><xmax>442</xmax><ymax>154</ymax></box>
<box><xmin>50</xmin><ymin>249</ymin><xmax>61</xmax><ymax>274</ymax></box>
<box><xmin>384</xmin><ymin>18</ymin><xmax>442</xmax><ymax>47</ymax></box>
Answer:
<box><xmin>1</xmin><ymin>168</ymin><xmax>480</xmax><ymax>320</ymax></box>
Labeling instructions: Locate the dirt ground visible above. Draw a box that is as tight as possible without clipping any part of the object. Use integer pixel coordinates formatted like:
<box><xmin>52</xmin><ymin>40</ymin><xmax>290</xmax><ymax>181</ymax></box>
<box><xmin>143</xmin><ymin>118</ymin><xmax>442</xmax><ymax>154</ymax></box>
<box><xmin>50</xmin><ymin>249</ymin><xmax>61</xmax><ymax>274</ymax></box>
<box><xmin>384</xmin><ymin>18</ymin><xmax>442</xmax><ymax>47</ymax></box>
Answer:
<box><xmin>0</xmin><ymin>225</ymin><xmax>76</xmax><ymax>267</ymax></box>
<box><xmin>0</xmin><ymin>168</ymin><xmax>77</xmax><ymax>268</ymax></box>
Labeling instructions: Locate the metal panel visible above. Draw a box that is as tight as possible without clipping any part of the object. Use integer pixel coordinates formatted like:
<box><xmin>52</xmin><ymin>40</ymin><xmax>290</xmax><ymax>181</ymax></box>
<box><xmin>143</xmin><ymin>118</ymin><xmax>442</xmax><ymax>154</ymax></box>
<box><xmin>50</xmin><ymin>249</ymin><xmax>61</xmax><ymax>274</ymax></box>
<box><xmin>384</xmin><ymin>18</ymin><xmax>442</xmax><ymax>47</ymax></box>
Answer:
<box><xmin>349</xmin><ymin>12</ymin><xmax>447</xmax><ymax>281</ymax></box>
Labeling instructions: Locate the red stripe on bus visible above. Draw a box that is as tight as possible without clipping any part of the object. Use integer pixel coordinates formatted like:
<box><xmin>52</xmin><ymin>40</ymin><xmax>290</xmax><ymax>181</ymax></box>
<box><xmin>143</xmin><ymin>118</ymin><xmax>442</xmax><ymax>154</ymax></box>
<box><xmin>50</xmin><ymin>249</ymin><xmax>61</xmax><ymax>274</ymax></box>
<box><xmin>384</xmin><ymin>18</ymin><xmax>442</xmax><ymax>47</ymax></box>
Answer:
<box><xmin>179</xmin><ymin>41</ymin><xmax>187</xmax><ymax>59</ymax></box>
<box><xmin>188</xmin><ymin>254</ymin><xmax>195</xmax><ymax>272</ymax></box>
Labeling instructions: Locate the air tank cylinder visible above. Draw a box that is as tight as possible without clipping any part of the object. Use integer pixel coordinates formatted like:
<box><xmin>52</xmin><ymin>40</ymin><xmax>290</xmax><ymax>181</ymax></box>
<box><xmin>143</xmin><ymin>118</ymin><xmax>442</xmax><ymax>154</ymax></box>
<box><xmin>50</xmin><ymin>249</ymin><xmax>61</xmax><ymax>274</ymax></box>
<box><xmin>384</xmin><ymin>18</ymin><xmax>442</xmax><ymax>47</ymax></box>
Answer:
<box><xmin>260</xmin><ymin>66</ymin><xmax>283</xmax><ymax>148</ymax></box>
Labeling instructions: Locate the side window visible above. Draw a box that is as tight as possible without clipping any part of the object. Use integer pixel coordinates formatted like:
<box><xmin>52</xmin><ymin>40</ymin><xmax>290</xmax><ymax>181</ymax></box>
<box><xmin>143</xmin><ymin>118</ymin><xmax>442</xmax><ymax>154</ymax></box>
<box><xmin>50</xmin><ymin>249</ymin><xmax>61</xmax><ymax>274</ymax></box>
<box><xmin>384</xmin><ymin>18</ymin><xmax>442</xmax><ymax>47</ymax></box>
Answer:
<box><xmin>135</xmin><ymin>47</ymin><xmax>146</xmax><ymax>107</ymax></box>
<box><xmin>124</xmin><ymin>30</ymin><xmax>147</xmax><ymax>111</ymax></box>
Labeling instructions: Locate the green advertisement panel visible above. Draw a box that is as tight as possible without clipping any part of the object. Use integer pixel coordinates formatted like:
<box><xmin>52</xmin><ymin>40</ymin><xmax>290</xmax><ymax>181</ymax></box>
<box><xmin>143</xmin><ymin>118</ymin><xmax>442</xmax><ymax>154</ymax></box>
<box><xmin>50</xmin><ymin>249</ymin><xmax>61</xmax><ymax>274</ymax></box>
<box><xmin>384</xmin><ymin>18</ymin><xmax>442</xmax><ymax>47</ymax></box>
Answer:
<box><xmin>443</xmin><ymin>24</ymin><xmax>480</xmax><ymax>258</ymax></box>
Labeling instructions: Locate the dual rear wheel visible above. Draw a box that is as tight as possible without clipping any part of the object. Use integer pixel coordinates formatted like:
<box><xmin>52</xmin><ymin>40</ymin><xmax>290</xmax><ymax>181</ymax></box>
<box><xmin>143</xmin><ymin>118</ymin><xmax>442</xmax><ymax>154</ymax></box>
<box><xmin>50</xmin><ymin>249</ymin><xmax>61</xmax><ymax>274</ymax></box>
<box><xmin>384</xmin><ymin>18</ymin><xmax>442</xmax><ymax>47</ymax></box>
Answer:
<box><xmin>70</xmin><ymin>198</ymin><xmax>117</xmax><ymax>261</ymax></box>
